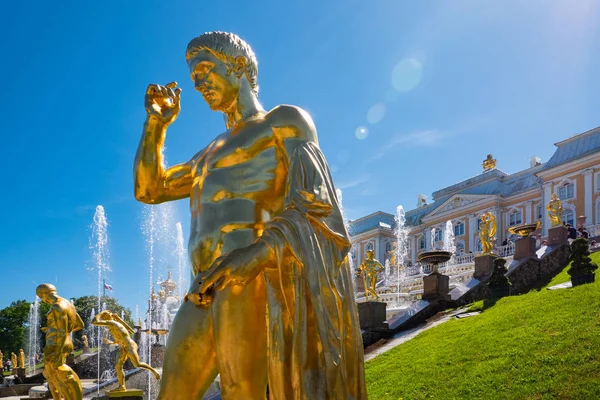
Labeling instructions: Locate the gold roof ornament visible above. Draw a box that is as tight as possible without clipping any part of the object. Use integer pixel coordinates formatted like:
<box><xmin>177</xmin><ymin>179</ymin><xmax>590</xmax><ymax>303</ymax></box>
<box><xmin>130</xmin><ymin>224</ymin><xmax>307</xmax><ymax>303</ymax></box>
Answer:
<box><xmin>482</xmin><ymin>154</ymin><xmax>497</xmax><ymax>171</ymax></box>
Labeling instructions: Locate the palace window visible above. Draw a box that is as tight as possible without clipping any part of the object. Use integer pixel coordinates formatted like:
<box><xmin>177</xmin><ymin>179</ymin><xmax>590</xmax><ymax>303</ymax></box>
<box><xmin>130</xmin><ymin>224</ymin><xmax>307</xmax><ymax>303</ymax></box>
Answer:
<box><xmin>366</xmin><ymin>242</ymin><xmax>374</xmax><ymax>251</ymax></box>
<box><xmin>419</xmin><ymin>236</ymin><xmax>426</xmax><ymax>249</ymax></box>
<box><xmin>558</xmin><ymin>183</ymin><xmax>574</xmax><ymax>200</ymax></box>
<box><xmin>595</xmin><ymin>172</ymin><xmax>600</xmax><ymax>193</ymax></box>
<box><xmin>385</xmin><ymin>242</ymin><xmax>392</xmax><ymax>253</ymax></box>
<box><xmin>456</xmin><ymin>242</ymin><xmax>465</xmax><ymax>254</ymax></box>
<box><xmin>454</xmin><ymin>222</ymin><xmax>465</xmax><ymax>236</ymax></box>
<box><xmin>434</xmin><ymin>229</ymin><xmax>443</xmax><ymax>242</ymax></box>
<box><xmin>476</xmin><ymin>239</ymin><xmax>483</xmax><ymax>253</ymax></box>
<box><xmin>562</xmin><ymin>210</ymin><xmax>575</xmax><ymax>226</ymax></box>
<box><xmin>536</xmin><ymin>205</ymin><xmax>543</xmax><ymax>220</ymax></box>
<box><xmin>509</xmin><ymin>211</ymin><xmax>522</xmax><ymax>226</ymax></box>
<box><xmin>477</xmin><ymin>218</ymin><xmax>483</xmax><ymax>231</ymax></box>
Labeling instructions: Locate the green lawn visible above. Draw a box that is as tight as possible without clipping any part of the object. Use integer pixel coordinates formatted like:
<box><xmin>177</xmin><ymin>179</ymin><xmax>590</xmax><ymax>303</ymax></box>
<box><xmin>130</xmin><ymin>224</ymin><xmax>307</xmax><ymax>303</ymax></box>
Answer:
<box><xmin>365</xmin><ymin>252</ymin><xmax>600</xmax><ymax>400</ymax></box>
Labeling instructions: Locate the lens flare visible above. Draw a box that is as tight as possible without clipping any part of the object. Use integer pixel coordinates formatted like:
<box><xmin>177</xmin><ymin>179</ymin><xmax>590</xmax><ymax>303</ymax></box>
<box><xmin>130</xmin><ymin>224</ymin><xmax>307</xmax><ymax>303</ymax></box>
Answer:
<box><xmin>355</xmin><ymin>126</ymin><xmax>369</xmax><ymax>140</ymax></box>
<box><xmin>367</xmin><ymin>102</ymin><xmax>386</xmax><ymax>124</ymax></box>
<box><xmin>391</xmin><ymin>59</ymin><xmax>423</xmax><ymax>92</ymax></box>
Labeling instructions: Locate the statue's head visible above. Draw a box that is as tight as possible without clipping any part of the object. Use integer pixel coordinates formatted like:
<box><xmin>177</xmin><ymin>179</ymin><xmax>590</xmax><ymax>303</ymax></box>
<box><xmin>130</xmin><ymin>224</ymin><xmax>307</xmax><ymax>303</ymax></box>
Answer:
<box><xmin>186</xmin><ymin>31</ymin><xmax>259</xmax><ymax>111</ymax></box>
<box><xmin>36</xmin><ymin>283</ymin><xmax>57</xmax><ymax>304</ymax></box>
<box><xmin>98</xmin><ymin>310</ymin><xmax>113</xmax><ymax>321</ymax></box>
<box><xmin>366</xmin><ymin>250</ymin><xmax>374</xmax><ymax>259</ymax></box>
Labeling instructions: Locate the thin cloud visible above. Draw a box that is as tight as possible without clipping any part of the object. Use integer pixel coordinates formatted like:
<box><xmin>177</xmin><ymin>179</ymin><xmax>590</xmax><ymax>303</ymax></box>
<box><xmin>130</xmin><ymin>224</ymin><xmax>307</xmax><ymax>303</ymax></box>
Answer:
<box><xmin>336</xmin><ymin>174</ymin><xmax>371</xmax><ymax>190</ymax></box>
<box><xmin>368</xmin><ymin>129</ymin><xmax>448</xmax><ymax>161</ymax></box>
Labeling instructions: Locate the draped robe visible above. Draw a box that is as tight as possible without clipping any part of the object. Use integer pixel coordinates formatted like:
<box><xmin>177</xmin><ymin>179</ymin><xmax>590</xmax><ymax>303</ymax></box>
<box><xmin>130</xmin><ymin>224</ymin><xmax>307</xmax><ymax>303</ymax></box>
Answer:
<box><xmin>260</xmin><ymin>141</ymin><xmax>367</xmax><ymax>400</ymax></box>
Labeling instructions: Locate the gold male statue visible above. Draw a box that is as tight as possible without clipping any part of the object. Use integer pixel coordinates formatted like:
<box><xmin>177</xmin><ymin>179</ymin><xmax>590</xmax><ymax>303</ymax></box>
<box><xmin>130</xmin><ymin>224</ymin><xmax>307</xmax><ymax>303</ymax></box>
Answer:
<box><xmin>37</xmin><ymin>284</ymin><xmax>84</xmax><ymax>400</ymax></box>
<box><xmin>19</xmin><ymin>349</ymin><xmax>25</xmax><ymax>369</ymax></box>
<box><xmin>479</xmin><ymin>212</ymin><xmax>497</xmax><ymax>255</ymax></box>
<box><xmin>357</xmin><ymin>250</ymin><xmax>385</xmax><ymax>301</ymax></box>
<box><xmin>0</xmin><ymin>350</ymin><xmax>3</xmax><ymax>370</ymax></box>
<box><xmin>92</xmin><ymin>310</ymin><xmax>160</xmax><ymax>392</ymax></box>
<box><xmin>81</xmin><ymin>335</ymin><xmax>88</xmax><ymax>348</ymax></box>
<box><xmin>11</xmin><ymin>352</ymin><xmax>17</xmax><ymax>369</ymax></box>
<box><xmin>134</xmin><ymin>31</ymin><xmax>366</xmax><ymax>399</ymax></box>
<box><xmin>547</xmin><ymin>193</ymin><xmax>564</xmax><ymax>227</ymax></box>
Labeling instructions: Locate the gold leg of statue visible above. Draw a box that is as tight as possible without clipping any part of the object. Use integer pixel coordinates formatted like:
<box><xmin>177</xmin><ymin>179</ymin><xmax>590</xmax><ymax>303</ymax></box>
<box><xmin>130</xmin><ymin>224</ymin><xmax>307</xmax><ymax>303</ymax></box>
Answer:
<box><xmin>134</xmin><ymin>32</ymin><xmax>366</xmax><ymax>399</ymax></box>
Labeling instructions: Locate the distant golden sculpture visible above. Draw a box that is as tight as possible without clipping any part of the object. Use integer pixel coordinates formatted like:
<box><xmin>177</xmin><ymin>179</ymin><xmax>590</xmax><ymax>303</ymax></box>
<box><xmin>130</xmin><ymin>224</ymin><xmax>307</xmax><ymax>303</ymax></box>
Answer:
<box><xmin>134</xmin><ymin>31</ymin><xmax>366</xmax><ymax>399</ymax></box>
<box><xmin>37</xmin><ymin>284</ymin><xmax>84</xmax><ymax>400</ymax></box>
<box><xmin>547</xmin><ymin>193</ymin><xmax>565</xmax><ymax>227</ymax></box>
<box><xmin>0</xmin><ymin>350</ymin><xmax>3</xmax><ymax>370</ymax></box>
<box><xmin>482</xmin><ymin>154</ymin><xmax>497</xmax><ymax>171</ymax></box>
<box><xmin>479</xmin><ymin>212</ymin><xmax>497</xmax><ymax>254</ymax></box>
<box><xmin>19</xmin><ymin>349</ymin><xmax>25</xmax><ymax>369</ymax></box>
<box><xmin>357</xmin><ymin>250</ymin><xmax>385</xmax><ymax>301</ymax></box>
<box><xmin>92</xmin><ymin>310</ymin><xmax>160</xmax><ymax>392</ymax></box>
<box><xmin>11</xmin><ymin>352</ymin><xmax>17</xmax><ymax>369</ymax></box>
<box><xmin>81</xmin><ymin>335</ymin><xmax>88</xmax><ymax>348</ymax></box>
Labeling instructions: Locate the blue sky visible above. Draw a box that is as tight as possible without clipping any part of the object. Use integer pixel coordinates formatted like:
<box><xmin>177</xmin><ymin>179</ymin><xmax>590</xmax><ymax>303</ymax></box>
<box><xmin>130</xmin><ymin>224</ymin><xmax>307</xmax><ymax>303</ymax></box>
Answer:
<box><xmin>1</xmin><ymin>0</ymin><xmax>598</xmax><ymax>312</ymax></box>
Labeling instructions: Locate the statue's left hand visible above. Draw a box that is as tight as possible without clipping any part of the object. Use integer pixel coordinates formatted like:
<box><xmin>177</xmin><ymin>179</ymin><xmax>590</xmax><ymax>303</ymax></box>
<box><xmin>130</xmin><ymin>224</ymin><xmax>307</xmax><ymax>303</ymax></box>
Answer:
<box><xmin>198</xmin><ymin>240</ymin><xmax>271</xmax><ymax>293</ymax></box>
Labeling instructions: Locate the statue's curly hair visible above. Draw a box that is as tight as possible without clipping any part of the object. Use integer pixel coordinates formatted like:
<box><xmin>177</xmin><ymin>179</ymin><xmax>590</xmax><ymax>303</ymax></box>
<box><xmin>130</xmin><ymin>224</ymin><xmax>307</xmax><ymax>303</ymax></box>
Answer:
<box><xmin>186</xmin><ymin>31</ymin><xmax>259</xmax><ymax>96</ymax></box>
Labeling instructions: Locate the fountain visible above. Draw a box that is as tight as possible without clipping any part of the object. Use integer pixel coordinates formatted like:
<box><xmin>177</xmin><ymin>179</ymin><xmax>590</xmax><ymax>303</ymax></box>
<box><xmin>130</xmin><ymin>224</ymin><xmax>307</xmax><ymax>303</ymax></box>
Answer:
<box><xmin>174</xmin><ymin>222</ymin><xmax>189</xmax><ymax>300</ymax></box>
<box><xmin>417</xmin><ymin>249</ymin><xmax>452</xmax><ymax>301</ymax></box>
<box><xmin>393</xmin><ymin>205</ymin><xmax>409</xmax><ymax>305</ymax></box>
<box><xmin>27</xmin><ymin>297</ymin><xmax>40</xmax><ymax>375</ymax></box>
<box><xmin>90</xmin><ymin>205</ymin><xmax>110</xmax><ymax>395</ymax></box>
<box><xmin>336</xmin><ymin>189</ymin><xmax>358</xmax><ymax>295</ymax></box>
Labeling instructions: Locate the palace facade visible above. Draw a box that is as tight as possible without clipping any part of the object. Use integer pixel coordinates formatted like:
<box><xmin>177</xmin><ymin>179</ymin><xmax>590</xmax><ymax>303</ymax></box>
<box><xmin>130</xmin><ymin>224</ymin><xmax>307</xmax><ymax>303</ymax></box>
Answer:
<box><xmin>348</xmin><ymin>125</ymin><xmax>600</xmax><ymax>272</ymax></box>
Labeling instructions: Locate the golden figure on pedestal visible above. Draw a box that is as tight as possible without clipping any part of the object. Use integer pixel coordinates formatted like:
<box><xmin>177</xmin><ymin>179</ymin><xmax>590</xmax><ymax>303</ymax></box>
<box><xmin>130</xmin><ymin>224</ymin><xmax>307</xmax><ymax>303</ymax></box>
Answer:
<box><xmin>0</xmin><ymin>350</ymin><xmax>4</xmax><ymax>370</ymax></box>
<box><xmin>357</xmin><ymin>250</ymin><xmax>385</xmax><ymax>301</ymax></box>
<box><xmin>482</xmin><ymin>154</ymin><xmax>497</xmax><ymax>171</ymax></box>
<box><xmin>19</xmin><ymin>349</ymin><xmax>25</xmax><ymax>369</ymax></box>
<box><xmin>11</xmin><ymin>352</ymin><xmax>17</xmax><ymax>370</ymax></box>
<box><xmin>134</xmin><ymin>31</ymin><xmax>366</xmax><ymax>399</ymax></box>
<box><xmin>479</xmin><ymin>212</ymin><xmax>497</xmax><ymax>255</ymax></box>
<box><xmin>547</xmin><ymin>193</ymin><xmax>565</xmax><ymax>227</ymax></box>
<box><xmin>92</xmin><ymin>310</ymin><xmax>160</xmax><ymax>392</ymax></box>
<box><xmin>81</xmin><ymin>335</ymin><xmax>88</xmax><ymax>348</ymax></box>
<box><xmin>37</xmin><ymin>284</ymin><xmax>84</xmax><ymax>400</ymax></box>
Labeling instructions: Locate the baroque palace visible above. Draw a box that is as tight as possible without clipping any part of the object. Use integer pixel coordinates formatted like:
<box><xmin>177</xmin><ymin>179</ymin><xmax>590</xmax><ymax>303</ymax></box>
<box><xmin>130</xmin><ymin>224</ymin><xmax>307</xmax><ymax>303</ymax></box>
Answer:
<box><xmin>348</xmin><ymin>125</ymin><xmax>600</xmax><ymax>281</ymax></box>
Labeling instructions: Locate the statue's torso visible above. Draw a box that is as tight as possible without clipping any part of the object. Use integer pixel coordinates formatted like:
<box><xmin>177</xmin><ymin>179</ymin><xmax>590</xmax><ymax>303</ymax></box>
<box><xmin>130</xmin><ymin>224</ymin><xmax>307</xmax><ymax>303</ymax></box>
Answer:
<box><xmin>46</xmin><ymin>300</ymin><xmax>77</xmax><ymax>350</ymax></box>
<box><xmin>188</xmin><ymin>112</ymin><xmax>290</xmax><ymax>275</ymax></box>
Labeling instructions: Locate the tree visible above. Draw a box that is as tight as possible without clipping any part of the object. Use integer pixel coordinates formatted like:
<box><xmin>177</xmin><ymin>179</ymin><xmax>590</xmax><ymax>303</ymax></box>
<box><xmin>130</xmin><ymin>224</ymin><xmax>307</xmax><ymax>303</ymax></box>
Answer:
<box><xmin>487</xmin><ymin>257</ymin><xmax>511</xmax><ymax>298</ymax></box>
<box><xmin>0</xmin><ymin>300</ymin><xmax>31</xmax><ymax>357</ymax></box>
<box><xmin>568</xmin><ymin>238</ymin><xmax>598</xmax><ymax>286</ymax></box>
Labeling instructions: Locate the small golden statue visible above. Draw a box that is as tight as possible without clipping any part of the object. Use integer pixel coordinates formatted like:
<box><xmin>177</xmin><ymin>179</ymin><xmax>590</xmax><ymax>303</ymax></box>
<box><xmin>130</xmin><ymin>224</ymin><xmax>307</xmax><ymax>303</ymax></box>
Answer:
<box><xmin>92</xmin><ymin>310</ymin><xmax>160</xmax><ymax>392</ymax></box>
<box><xmin>11</xmin><ymin>352</ymin><xmax>17</xmax><ymax>369</ymax></box>
<box><xmin>482</xmin><ymin>154</ymin><xmax>497</xmax><ymax>171</ymax></box>
<box><xmin>479</xmin><ymin>212</ymin><xmax>497</xmax><ymax>254</ymax></box>
<box><xmin>0</xmin><ymin>350</ymin><xmax>4</xmax><ymax>370</ymax></box>
<box><xmin>19</xmin><ymin>349</ymin><xmax>25</xmax><ymax>369</ymax></box>
<box><xmin>547</xmin><ymin>193</ymin><xmax>564</xmax><ymax>227</ymax></box>
<box><xmin>81</xmin><ymin>335</ymin><xmax>89</xmax><ymax>348</ymax></box>
<box><xmin>37</xmin><ymin>284</ymin><xmax>84</xmax><ymax>400</ymax></box>
<box><xmin>357</xmin><ymin>250</ymin><xmax>385</xmax><ymax>301</ymax></box>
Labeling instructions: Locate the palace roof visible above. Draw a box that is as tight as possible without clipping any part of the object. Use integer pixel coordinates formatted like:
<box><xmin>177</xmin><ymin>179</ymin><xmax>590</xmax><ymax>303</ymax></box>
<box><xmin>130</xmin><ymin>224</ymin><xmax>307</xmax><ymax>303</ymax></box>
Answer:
<box><xmin>543</xmin><ymin>126</ymin><xmax>600</xmax><ymax>170</ymax></box>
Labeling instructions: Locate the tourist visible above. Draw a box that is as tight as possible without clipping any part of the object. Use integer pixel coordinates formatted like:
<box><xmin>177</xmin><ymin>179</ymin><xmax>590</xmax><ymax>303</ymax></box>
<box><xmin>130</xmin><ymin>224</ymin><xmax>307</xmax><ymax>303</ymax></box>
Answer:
<box><xmin>567</xmin><ymin>224</ymin><xmax>577</xmax><ymax>244</ymax></box>
<box><xmin>579</xmin><ymin>227</ymin><xmax>590</xmax><ymax>239</ymax></box>
<box><xmin>502</xmin><ymin>239</ymin><xmax>508</xmax><ymax>246</ymax></box>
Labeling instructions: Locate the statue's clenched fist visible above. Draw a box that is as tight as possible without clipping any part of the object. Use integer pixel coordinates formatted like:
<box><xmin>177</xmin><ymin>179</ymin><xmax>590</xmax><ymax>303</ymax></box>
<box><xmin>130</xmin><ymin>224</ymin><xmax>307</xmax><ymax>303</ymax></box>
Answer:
<box><xmin>145</xmin><ymin>81</ymin><xmax>182</xmax><ymax>125</ymax></box>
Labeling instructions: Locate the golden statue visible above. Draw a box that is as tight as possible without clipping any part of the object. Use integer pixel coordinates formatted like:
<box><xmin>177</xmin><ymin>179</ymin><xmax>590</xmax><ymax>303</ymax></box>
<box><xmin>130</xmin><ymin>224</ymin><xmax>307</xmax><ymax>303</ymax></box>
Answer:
<box><xmin>357</xmin><ymin>250</ymin><xmax>385</xmax><ymax>301</ymax></box>
<box><xmin>134</xmin><ymin>31</ymin><xmax>366</xmax><ymax>399</ymax></box>
<box><xmin>19</xmin><ymin>349</ymin><xmax>25</xmax><ymax>369</ymax></box>
<box><xmin>0</xmin><ymin>350</ymin><xmax>3</xmax><ymax>371</ymax></box>
<box><xmin>37</xmin><ymin>284</ymin><xmax>84</xmax><ymax>400</ymax></box>
<box><xmin>92</xmin><ymin>310</ymin><xmax>160</xmax><ymax>392</ymax></box>
<box><xmin>547</xmin><ymin>193</ymin><xmax>565</xmax><ymax>227</ymax></box>
<box><xmin>81</xmin><ymin>335</ymin><xmax>88</xmax><ymax>348</ymax></box>
<box><xmin>479</xmin><ymin>212</ymin><xmax>497</xmax><ymax>255</ymax></box>
<box><xmin>482</xmin><ymin>154</ymin><xmax>497</xmax><ymax>171</ymax></box>
<box><xmin>11</xmin><ymin>352</ymin><xmax>17</xmax><ymax>369</ymax></box>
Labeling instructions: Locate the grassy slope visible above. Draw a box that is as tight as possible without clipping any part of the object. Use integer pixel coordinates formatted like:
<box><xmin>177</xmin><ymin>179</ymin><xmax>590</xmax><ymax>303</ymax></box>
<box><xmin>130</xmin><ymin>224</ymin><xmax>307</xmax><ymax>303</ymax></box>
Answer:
<box><xmin>366</xmin><ymin>252</ymin><xmax>600</xmax><ymax>400</ymax></box>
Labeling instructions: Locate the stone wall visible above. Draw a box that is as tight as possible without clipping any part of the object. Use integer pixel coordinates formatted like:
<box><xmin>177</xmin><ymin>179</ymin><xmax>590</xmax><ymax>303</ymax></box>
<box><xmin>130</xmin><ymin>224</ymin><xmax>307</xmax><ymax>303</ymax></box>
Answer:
<box><xmin>507</xmin><ymin>244</ymin><xmax>571</xmax><ymax>294</ymax></box>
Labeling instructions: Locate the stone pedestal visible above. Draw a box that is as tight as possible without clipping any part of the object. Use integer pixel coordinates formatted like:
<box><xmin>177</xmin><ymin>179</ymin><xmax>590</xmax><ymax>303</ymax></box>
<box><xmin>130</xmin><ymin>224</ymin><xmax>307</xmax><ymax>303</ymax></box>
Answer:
<box><xmin>107</xmin><ymin>389</ymin><xmax>144</xmax><ymax>399</ymax></box>
<box><xmin>514</xmin><ymin>236</ymin><xmax>537</xmax><ymax>260</ymax></box>
<box><xmin>15</xmin><ymin>367</ymin><xmax>26</xmax><ymax>379</ymax></box>
<box><xmin>474</xmin><ymin>254</ymin><xmax>496</xmax><ymax>280</ymax></box>
<box><xmin>548</xmin><ymin>226</ymin><xmax>568</xmax><ymax>246</ymax></box>
<box><xmin>422</xmin><ymin>272</ymin><xmax>450</xmax><ymax>301</ymax></box>
<box><xmin>357</xmin><ymin>301</ymin><xmax>388</xmax><ymax>330</ymax></box>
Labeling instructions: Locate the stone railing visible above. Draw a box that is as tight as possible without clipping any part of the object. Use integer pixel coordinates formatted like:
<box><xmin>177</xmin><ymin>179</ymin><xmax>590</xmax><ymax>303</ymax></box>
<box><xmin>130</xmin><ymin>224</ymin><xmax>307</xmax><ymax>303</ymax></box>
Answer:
<box><xmin>405</xmin><ymin>265</ymin><xmax>422</xmax><ymax>276</ymax></box>
<box><xmin>497</xmin><ymin>242</ymin><xmax>515</xmax><ymax>257</ymax></box>
<box><xmin>455</xmin><ymin>253</ymin><xmax>476</xmax><ymax>265</ymax></box>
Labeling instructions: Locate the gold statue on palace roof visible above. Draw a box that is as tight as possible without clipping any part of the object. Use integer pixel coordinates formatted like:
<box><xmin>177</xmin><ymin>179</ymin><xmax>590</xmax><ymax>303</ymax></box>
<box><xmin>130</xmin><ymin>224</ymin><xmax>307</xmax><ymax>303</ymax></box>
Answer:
<box><xmin>479</xmin><ymin>212</ymin><xmax>497</xmax><ymax>255</ymax></box>
<box><xmin>482</xmin><ymin>154</ymin><xmax>497</xmax><ymax>171</ymax></box>
<box><xmin>547</xmin><ymin>193</ymin><xmax>565</xmax><ymax>227</ymax></box>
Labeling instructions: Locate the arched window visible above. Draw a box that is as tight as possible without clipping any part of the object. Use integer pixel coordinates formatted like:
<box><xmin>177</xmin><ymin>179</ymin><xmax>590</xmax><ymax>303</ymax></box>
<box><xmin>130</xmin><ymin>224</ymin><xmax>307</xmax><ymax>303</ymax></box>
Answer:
<box><xmin>562</xmin><ymin>209</ymin><xmax>575</xmax><ymax>226</ymax></box>
<box><xmin>456</xmin><ymin>242</ymin><xmax>465</xmax><ymax>254</ymax></box>
<box><xmin>434</xmin><ymin>228</ymin><xmax>443</xmax><ymax>242</ymax></box>
<box><xmin>419</xmin><ymin>236</ymin><xmax>426</xmax><ymax>249</ymax></box>
<box><xmin>558</xmin><ymin>182</ymin><xmax>575</xmax><ymax>200</ymax></box>
<box><xmin>366</xmin><ymin>242</ymin><xmax>374</xmax><ymax>251</ymax></box>
<box><xmin>476</xmin><ymin>239</ymin><xmax>483</xmax><ymax>253</ymax></box>
<box><xmin>454</xmin><ymin>221</ymin><xmax>465</xmax><ymax>236</ymax></box>
<box><xmin>385</xmin><ymin>242</ymin><xmax>393</xmax><ymax>253</ymax></box>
